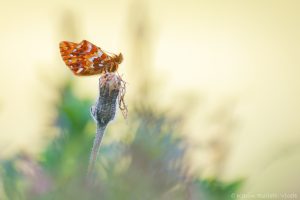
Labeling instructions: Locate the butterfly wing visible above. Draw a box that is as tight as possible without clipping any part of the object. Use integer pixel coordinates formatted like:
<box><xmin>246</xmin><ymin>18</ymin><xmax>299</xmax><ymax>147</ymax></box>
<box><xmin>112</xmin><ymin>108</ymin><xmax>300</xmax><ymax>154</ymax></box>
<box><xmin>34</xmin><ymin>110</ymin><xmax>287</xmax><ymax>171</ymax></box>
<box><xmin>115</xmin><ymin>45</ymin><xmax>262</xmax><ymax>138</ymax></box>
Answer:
<box><xmin>59</xmin><ymin>40</ymin><xmax>109</xmax><ymax>75</ymax></box>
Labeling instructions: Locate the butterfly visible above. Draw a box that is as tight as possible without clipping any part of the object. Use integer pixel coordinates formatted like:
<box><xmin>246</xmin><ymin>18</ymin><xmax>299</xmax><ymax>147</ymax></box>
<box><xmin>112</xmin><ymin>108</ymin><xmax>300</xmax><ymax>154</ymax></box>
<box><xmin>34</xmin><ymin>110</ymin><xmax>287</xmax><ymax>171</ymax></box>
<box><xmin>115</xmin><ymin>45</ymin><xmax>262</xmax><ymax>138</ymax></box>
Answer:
<box><xmin>59</xmin><ymin>40</ymin><xmax>123</xmax><ymax>76</ymax></box>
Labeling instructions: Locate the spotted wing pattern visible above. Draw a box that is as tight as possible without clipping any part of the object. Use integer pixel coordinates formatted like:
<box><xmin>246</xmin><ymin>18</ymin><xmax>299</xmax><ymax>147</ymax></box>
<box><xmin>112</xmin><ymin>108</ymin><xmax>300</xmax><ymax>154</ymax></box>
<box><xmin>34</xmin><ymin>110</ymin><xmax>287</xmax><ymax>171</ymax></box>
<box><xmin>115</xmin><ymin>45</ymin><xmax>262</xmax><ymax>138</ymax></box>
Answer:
<box><xmin>59</xmin><ymin>40</ymin><xmax>110</xmax><ymax>76</ymax></box>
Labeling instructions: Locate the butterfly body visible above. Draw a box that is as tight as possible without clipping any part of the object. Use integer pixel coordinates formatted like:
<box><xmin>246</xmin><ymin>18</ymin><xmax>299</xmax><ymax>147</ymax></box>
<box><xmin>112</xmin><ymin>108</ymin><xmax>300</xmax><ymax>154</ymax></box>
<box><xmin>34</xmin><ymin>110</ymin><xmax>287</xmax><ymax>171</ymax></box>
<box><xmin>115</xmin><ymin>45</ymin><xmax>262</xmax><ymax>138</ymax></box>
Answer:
<box><xmin>59</xmin><ymin>40</ymin><xmax>123</xmax><ymax>76</ymax></box>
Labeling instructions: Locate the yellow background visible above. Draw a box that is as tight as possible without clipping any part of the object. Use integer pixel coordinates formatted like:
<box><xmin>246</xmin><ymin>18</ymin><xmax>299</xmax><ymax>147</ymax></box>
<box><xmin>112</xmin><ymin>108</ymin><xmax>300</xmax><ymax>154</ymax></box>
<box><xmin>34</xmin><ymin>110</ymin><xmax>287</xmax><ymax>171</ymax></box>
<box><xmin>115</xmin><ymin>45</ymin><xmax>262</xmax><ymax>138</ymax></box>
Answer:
<box><xmin>0</xmin><ymin>0</ymin><xmax>299</xmax><ymax>194</ymax></box>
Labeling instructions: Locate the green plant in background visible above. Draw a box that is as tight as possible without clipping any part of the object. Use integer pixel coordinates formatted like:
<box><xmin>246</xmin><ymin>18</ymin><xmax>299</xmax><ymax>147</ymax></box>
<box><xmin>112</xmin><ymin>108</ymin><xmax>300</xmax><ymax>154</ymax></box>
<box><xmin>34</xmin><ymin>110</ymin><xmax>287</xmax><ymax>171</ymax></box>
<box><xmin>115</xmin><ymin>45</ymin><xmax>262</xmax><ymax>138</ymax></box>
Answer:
<box><xmin>0</xmin><ymin>78</ymin><xmax>242</xmax><ymax>200</ymax></box>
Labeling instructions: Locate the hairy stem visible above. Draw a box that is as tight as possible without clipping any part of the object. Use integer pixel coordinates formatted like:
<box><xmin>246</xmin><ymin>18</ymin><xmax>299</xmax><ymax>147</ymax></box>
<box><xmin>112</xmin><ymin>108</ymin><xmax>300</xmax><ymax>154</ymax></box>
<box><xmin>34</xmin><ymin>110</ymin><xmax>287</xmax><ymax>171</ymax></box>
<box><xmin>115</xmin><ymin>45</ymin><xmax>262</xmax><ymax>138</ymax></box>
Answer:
<box><xmin>86</xmin><ymin>73</ymin><xmax>122</xmax><ymax>181</ymax></box>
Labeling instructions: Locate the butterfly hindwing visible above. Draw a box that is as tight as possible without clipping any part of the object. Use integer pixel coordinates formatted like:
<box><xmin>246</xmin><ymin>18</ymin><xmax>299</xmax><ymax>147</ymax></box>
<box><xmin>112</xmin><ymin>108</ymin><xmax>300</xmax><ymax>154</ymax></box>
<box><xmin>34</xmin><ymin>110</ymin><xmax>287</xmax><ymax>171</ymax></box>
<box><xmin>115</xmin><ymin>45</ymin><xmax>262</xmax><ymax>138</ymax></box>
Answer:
<box><xmin>59</xmin><ymin>40</ymin><xmax>120</xmax><ymax>76</ymax></box>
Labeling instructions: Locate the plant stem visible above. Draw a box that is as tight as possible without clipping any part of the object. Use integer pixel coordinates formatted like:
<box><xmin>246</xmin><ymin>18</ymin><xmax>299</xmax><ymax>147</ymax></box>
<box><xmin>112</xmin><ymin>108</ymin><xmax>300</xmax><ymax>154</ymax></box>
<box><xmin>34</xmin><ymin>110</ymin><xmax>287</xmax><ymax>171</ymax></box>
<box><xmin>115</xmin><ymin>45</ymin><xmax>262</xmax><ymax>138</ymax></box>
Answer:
<box><xmin>86</xmin><ymin>73</ymin><xmax>122</xmax><ymax>181</ymax></box>
<box><xmin>87</xmin><ymin>124</ymin><xmax>107</xmax><ymax>178</ymax></box>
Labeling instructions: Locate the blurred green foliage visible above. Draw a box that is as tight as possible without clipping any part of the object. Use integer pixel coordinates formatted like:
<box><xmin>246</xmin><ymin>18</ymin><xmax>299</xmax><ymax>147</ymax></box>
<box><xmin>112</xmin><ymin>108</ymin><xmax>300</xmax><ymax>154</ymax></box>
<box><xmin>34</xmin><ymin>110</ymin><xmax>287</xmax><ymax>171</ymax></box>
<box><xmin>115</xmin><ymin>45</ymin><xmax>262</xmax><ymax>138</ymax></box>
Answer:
<box><xmin>0</xmin><ymin>80</ymin><xmax>242</xmax><ymax>200</ymax></box>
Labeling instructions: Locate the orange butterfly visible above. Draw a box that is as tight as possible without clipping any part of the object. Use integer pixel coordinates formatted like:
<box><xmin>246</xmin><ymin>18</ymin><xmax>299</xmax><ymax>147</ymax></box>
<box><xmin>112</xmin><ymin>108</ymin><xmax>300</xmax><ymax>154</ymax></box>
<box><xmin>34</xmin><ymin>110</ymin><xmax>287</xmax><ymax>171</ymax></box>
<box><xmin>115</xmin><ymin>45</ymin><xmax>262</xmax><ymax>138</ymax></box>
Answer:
<box><xmin>59</xmin><ymin>40</ymin><xmax>123</xmax><ymax>76</ymax></box>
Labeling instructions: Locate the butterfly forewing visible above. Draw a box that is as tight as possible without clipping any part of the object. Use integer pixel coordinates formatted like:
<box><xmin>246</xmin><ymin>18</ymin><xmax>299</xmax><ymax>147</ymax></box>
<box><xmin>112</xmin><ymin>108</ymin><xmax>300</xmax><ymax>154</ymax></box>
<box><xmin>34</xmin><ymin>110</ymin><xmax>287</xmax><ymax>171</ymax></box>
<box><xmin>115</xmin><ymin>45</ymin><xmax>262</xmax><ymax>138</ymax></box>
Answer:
<box><xmin>59</xmin><ymin>40</ymin><xmax>114</xmax><ymax>76</ymax></box>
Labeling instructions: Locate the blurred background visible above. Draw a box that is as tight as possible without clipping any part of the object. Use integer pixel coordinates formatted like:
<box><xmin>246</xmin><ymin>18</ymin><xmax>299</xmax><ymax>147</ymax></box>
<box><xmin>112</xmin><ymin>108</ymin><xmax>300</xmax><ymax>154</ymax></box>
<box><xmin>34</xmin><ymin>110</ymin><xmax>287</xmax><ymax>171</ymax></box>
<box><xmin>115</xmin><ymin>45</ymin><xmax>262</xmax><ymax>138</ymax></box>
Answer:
<box><xmin>0</xmin><ymin>0</ymin><xmax>299</xmax><ymax>199</ymax></box>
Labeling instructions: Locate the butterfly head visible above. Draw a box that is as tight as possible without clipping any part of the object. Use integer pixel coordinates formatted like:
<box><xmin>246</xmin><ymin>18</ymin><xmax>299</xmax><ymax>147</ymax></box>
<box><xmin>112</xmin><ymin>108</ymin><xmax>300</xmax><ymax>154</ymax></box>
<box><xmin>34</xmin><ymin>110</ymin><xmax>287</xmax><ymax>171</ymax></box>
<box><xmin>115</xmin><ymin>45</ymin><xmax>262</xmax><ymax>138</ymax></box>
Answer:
<box><xmin>114</xmin><ymin>53</ymin><xmax>123</xmax><ymax>64</ymax></box>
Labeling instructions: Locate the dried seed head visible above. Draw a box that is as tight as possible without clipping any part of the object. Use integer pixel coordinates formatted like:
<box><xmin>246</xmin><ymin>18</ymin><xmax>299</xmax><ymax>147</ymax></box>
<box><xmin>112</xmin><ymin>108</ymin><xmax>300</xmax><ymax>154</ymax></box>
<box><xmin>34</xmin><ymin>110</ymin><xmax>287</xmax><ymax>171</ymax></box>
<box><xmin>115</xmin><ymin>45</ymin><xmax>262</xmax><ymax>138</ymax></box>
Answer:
<box><xmin>90</xmin><ymin>73</ymin><xmax>128</xmax><ymax>127</ymax></box>
<box><xmin>87</xmin><ymin>73</ymin><xmax>127</xmax><ymax>180</ymax></box>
